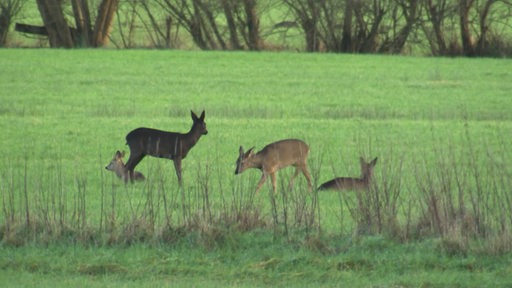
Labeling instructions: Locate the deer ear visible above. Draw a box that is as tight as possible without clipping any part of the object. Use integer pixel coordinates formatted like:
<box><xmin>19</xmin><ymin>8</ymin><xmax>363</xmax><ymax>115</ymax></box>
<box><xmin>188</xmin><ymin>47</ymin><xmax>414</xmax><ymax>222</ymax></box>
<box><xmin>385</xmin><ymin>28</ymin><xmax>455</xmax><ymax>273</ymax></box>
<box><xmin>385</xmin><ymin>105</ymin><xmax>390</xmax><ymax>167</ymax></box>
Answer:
<box><xmin>191</xmin><ymin>110</ymin><xmax>198</xmax><ymax>121</ymax></box>
<box><xmin>246</xmin><ymin>147</ymin><xmax>255</xmax><ymax>156</ymax></box>
<box><xmin>115</xmin><ymin>150</ymin><xmax>122</xmax><ymax>157</ymax></box>
<box><xmin>239</xmin><ymin>146</ymin><xmax>244</xmax><ymax>155</ymax></box>
<box><xmin>199</xmin><ymin>110</ymin><xmax>205</xmax><ymax>121</ymax></box>
<box><xmin>371</xmin><ymin>157</ymin><xmax>378</xmax><ymax>166</ymax></box>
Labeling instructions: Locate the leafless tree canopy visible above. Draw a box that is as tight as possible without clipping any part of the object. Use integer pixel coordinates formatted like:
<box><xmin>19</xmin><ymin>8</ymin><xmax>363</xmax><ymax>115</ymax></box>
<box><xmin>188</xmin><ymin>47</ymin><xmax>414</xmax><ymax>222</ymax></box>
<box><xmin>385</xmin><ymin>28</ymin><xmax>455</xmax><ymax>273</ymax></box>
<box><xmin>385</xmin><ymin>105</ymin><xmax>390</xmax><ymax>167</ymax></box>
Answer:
<box><xmin>282</xmin><ymin>0</ymin><xmax>512</xmax><ymax>56</ymax></box>
<box><xmin>144</xmin><ymin>0</ymin><xmax>262</xmax><ymax>50</ymax></box>
<box><xmin>8</xmin><ymin>0</ymin><xmax>512</xmax><ymax>56</ymax></box>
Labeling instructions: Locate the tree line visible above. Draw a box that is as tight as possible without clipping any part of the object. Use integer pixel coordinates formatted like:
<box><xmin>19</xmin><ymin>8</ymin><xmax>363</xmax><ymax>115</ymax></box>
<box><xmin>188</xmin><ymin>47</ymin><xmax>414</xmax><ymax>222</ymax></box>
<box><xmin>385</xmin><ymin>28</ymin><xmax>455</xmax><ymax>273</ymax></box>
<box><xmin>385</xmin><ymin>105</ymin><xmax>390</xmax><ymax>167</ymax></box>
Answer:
<box><xmin>2</xmin><ymin>0</ymin><xmax>512</xmax><ymax>56</ymax></box>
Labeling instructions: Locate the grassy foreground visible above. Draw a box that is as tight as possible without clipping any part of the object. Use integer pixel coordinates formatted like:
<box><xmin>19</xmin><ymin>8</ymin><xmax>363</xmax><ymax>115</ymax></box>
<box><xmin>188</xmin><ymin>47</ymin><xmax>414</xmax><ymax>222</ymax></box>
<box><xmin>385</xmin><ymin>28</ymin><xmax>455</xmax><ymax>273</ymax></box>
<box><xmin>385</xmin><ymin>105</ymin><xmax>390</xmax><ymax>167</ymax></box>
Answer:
<box><xmin>1</xmin><ymin>49</ymin><xmax>512</xmax><ymax>287</ymax></box>
<box><xmin>1</xmin><ymin>236</ymin><xmax>511</xmax><ymax>287</ymax></box>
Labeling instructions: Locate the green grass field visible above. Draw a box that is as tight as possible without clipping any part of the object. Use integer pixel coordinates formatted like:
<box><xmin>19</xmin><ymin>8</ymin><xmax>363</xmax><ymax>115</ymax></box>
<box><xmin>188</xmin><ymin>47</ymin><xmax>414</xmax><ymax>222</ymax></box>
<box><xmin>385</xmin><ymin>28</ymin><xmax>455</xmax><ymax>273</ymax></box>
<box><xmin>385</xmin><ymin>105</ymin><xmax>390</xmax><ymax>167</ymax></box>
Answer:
<box><xmin>1</xmin><ymin>49</ymin><xmax>512</xmax><ymax>287</ymax></box>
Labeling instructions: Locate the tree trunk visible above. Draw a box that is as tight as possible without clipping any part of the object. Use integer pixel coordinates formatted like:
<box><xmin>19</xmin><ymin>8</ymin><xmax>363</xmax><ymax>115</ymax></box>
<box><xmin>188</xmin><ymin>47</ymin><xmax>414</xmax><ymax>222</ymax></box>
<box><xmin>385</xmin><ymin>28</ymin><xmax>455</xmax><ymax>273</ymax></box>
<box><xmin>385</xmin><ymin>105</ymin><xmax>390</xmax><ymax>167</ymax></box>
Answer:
<box><xmin>244</xmin><ymin>0</ymin><xmax>261</xmax><ymax>50</ymax></box>
<box><xmin>300</xmin><ymin>0</ymin><xmax>320</xmax><ymax>52</ymax></box>
<box><xmin>360</xmin><ymin>5</ymin><xmax>385</xmax><ymax>53</ymax></box>
<box><xmin>388</xmin><ymin>0</ymin><xmax>419</xmax><ymax>54</ymax></box>
<box><xmin>302</xmin><ymin>18</ymin><xmax>320</xmax><ymax>52</ymax></box>
<box><xmin>222</xmin><ymin>0</ymin><xmax>242</xmax><ymax>49</ymax></box>
<box><xmin>196</xmin><ymin>0</ymin><xmax>226</xmax><ymax>49</ymax></box>
<box><xmin>340</xmin><ymin>0</ymin><xmax>354</xmax><ymax>52</ymax></box>
<box><xmin>424</xmin><ymin>0</ymin><xmax>450</xmax><ymax>55</ymax></box>
<box><xmin>476</xmin><ymin>0</ymin><xmax>495</xmax><ymax>55</ymax></box>
<box><xmin>71</xmin><ymin>0</ymin><xmax>92</xmax><ymax>47</ymax></box>
<box><xmin>189</xmin><ymin>2</ymin><xmax>208</xmax><ymax>49</ymax></box>
<box><xmin>36</xmin><ymin>0</ymin><xmax>74</xmax><ymax>48</ymax></box>
<box><xmin>0</xmin><ymin>7</ymin><xmax>10</xmax><ymax>46</ymax></box>
<box><xmin>165</xmin><ymin>16</ymin><xmax>172</xmax><ymax>48</ymax></box>
<box><xmin>193</xmin><ymin>0</ymin><xmax>217</xmax><ymax>49</ymax></box>
<box><xmin>459</xmin><ymin>0</ymin><xmax>475</xmax><ymax>56</ymax></box>
<box><xmin>319</xmin><ymin>0</ymin><xmax>341</xmax><ymax>52</ymax></box>
<box><xmin>93</xmin><ymin>0</ymin><xmax>119</xmax><ymax>47</ymax></box>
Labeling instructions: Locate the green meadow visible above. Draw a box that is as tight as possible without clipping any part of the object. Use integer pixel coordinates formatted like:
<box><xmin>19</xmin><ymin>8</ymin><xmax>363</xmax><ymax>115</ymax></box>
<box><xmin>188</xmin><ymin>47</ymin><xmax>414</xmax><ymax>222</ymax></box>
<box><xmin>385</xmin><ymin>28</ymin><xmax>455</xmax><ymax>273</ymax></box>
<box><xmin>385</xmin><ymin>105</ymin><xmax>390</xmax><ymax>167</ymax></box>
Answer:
<box><xmin>1</xmin><ymin>49</ymin><xmax>512</xmax><ymax>287</ymax></box>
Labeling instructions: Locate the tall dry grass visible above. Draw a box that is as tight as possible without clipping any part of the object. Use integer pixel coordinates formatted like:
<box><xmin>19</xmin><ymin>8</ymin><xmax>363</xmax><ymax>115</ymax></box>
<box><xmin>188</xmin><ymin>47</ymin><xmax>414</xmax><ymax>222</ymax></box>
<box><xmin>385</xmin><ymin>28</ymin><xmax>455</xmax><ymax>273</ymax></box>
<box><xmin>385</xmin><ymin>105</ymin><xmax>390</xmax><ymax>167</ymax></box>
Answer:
<box><xmin>337</xmin><ymin>127</ymin><xmax>512</xmax><ymax>255</ymax></box>
<box><xmin>1</xmin><ymin>130</ymin><xmax>511</xmax><ymax>254</ymax></box>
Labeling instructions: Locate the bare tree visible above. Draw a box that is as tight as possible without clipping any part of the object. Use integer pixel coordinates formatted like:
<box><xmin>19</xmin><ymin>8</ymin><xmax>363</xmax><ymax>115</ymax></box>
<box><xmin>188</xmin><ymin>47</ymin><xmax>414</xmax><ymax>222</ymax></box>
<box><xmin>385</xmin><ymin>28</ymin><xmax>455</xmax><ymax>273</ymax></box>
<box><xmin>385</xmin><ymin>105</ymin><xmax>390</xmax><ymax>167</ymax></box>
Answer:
<box><xmin>152</xmin><ymin>0</ymin><xmax>217</xmax><ymax>50</ymax></box>
<box><xmin>459</xmin><ymin>0</ymin><xmax>475</xmax><ymax>56</ymax></box>
<box><xmin>423</xmin><ymin>0</ymin><xmax>512</xmax><ymax>56</ymax></box>
<box><xmin>353</xmin><ymin>0</ymin><xmax>388</xmax><ymax>53</ymax></box>
<box><xmin>222</xmin><ymin>0</ymin><xmax>242</xmax><ymax>49</ymax></box>
<box><xmin>16</xmin><ymin>0</ymin><xmax>119</xmax><ymax>47</ymax></box>
<box><xmin>137</xmin><ymin>0</ymin><xmax>176</xmax><ymax>48</ymax></box>
<box><xmin>9</xmin><ymin>0</ymin><xmax>511</xmax><ymax>54</ymax></box>
<box><xmin>317</xmin><ymin>0</ymin><xmax>344</xmax><ymax>52</ymax></box>
<box><xmin>282</xmin><ymin>0</ymin><xmax>321</xmax><ymax>52</ymax></box>
<box><xmin>0</xmin><ymin>0</ymin><xmax>25</xmax><ymax>46</ymax></box>
<box><xmin>380</xmin><ymin>0</ymin><xmax>421</xmax><ymax>53</ymax></box>
<box><xmin>114</xmin><ymin>0</ymin><xmax>138</xmax><ymax>48</ymax></box>
<box><xmin>472</xmin><ymin>0</ymin><xmax>512</xmax><ymax>56</ymax></box>
<box><xmin>151</xmin><ymin>0</ymin><xmax>262</xmax><ymax>50</ymax></box>
<box><xmin>423</xmin><ymin>0</ymin><xmax>454</xmax><ymax>55</ymax></box>
<box><xmin>282</xmin><ymin>0</ymin><xmax>422</xmax><ymax>54</ymax></box>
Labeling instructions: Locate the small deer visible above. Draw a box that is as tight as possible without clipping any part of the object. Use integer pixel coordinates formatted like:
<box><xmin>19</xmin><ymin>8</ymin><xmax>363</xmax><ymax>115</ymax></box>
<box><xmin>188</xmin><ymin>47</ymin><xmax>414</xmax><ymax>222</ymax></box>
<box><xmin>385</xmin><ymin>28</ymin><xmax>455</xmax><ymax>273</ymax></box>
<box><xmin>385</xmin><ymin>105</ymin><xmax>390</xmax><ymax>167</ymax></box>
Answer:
<box><xmin>317</xmin><ymin>157</ymin><xmax>378</xmax><ymax>191</ymax></box>
<box><xmin>105</xmin><ymin>150</ymin><xmax>145</xmax><ymax>182</ymax></box>
<box><xmin>235</xmin><ymin>139</ymin><xmax>313</xmax><ymax>194</ymax></box>
<box><xmin>125</xmin><ymin>110</ymin><xmax>207</xmax><ymax>185</ymax></box>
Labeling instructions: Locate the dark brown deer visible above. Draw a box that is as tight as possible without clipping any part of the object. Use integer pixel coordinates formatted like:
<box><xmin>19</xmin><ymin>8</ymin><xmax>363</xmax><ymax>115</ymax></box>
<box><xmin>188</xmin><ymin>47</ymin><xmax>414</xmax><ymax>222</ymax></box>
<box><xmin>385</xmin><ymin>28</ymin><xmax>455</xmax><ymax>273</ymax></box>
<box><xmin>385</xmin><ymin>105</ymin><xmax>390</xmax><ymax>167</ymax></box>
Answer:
<box><xmin>125</xmin><ymin>110</ymin><xmax>207</xmax><ymax>185</ymax></box>
<box><xmin>105</xmin><ymin>150</ymin><xmax>145</xmax><ymax>182</ymax></box>
<box><xmin>235</xmin><ymin>139</ymin><xmax>312</xmax><ymax>194</ymax></box>
<box><xmin>317</xmin><ymin>157</ymin><xmax>378</xmax><ymax>191</ymax></box>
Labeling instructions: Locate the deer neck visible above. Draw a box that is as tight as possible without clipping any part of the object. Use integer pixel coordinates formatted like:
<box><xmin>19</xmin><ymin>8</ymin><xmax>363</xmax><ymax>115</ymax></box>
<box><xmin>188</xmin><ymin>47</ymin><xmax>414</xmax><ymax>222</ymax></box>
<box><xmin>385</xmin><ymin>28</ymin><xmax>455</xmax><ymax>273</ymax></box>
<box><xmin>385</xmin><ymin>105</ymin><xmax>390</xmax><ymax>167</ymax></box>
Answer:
<box><xmin>115</xmin><ymin>165</ymin><xmax>128</xmax><ymax>179</ymax></box>
<box><xmin>361</xmin><ymin>172</ymin><xmax>372</xmax><ymax>184</ymax></box>
<box><xmin>182</xmin><ymin>124</ymin><xmax>203</xmax><ymax>149</ymax></box>
<box><xmin>248</xmin><ymin>153</ymin><xmax>265</xmax><ymax>170</ymax></box>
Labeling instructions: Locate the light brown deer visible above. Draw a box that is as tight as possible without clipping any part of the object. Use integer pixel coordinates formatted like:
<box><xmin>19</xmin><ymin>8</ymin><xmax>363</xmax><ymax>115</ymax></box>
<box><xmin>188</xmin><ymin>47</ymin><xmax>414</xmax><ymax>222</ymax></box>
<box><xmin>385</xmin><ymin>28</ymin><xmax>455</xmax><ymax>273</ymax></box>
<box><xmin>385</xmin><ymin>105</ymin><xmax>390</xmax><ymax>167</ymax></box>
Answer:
<box><xmin>235</xmin><ymin>139</ymin><xmax>312</xmax><ymax>194</ymax></box>
<box><xmin>105</xmin><ymin>150</ymin><xmax>145</xmax><ymax>182</ymax></box>
<box><xmin>125</xmin><ymin>110</ymin><xmax>207</xmax><ymax>185</ymax></box>
<box><xmin>317</xmin><ymin>157</ymin><xmax>378</xmax><ymax>191</ymax></box>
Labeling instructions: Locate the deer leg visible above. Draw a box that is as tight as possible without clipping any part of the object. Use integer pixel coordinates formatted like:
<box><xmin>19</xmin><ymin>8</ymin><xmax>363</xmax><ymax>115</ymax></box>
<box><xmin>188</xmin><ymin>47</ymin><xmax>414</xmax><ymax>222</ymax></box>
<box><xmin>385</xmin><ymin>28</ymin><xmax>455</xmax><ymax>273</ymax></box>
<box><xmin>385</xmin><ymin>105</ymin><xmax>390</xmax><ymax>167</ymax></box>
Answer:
<box><xmin>270</xmin><ymin>172</ymin><xmax>277</xmax><ymax>194</ymax></box>
<box><xmin>301</xmin><ymin>166</ymin><xmax>313</xmax><ymax>192</ymax></box>
<box><xmin>173</xmin><ymin>158</ymin><xmax>183</xmax><ymax>186</ymax></box>
<box><xmin>255</xmin><ymin>173</ymin><xmax>267</xmax><ymax>194</ymax></box>
<box><xmin>125</xmin><ymin>153</ymin><xmax>144</xmax><ymax>183</ymax></box>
